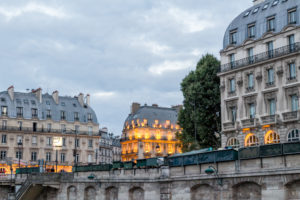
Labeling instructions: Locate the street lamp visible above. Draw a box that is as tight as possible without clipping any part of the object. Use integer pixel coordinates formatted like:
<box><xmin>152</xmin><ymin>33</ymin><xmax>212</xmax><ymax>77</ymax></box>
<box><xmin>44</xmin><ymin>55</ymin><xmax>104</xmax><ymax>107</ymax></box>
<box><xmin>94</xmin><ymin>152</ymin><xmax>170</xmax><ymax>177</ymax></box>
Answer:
<box><xmin>53</xmin><ymin>137</ymin><xmax>62</xmax><ymax>173</ymax></box>
<box><xmin>17</xmin><ymin>141</ymin><xmax>23</xmax><ymax>169</ymax></box>
<box><xmin>205</xmin><ymin>166</ymin><xmax>223</xmax><ymax>186</ymax></box>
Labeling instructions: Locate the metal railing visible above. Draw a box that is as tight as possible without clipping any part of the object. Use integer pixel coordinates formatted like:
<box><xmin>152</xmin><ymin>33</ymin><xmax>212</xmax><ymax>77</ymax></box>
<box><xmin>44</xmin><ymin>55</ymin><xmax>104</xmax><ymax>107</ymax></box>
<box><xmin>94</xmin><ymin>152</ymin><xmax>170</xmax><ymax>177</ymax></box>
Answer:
<box><xmin>219</xmin><ymin>43</ymin><xmax>300</xmax><ymax>73</ymax></box>
<box><xmin>283</xmin><ymin>111</ymin><xmax>298</xmax><ymax>121</ymax></box>
<box><xmin>0</xmin><ymin>126</ymin><xmax>95</xmax><ymax>135</ymax></box>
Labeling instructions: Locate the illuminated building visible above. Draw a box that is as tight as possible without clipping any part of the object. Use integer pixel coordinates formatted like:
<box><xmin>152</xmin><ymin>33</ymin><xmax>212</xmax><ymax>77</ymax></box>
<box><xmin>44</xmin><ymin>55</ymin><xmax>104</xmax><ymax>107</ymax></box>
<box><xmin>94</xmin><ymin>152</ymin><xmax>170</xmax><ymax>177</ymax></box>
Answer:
<box><xmin>121</xmin><ymin>103</ymin><xmax>181</xmax><ymax>161</ymax></box>
<box><xmin>218</xmin><ymin>0</ymin><xmax>300</xmax><ymax>148</ymax></box>
<box><xmin>0</xmin><ymin>86</ymin><xmax>100</xmax><ymax>173</ymax></box>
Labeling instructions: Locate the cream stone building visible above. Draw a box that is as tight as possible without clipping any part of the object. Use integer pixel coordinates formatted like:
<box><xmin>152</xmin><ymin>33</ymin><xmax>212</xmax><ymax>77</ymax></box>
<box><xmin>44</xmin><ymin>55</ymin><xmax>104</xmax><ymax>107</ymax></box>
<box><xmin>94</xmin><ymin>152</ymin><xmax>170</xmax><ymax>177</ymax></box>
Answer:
<box><xmin>0</xmin><ymin>86</ymin><xmax>99</xmax><ymax>172</ymax></box>
<box><xmin>121</xmin><ymin>103</ymin><xmax>181</xmax><ymax>161</ymax></box>
<box><xmin>219</xmin><ymin>0</ymin><xmax>300</xmax><ymax>148</ymax></box>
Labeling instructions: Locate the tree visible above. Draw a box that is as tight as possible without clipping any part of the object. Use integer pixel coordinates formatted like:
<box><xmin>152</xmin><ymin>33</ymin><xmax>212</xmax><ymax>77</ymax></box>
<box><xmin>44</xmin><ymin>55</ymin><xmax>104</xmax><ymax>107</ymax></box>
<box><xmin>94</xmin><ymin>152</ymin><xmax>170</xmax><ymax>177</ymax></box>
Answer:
<box><xmin>177</xmin><ymin>54</ymin><xmax>221</xmax><ymax>152</ymax></box>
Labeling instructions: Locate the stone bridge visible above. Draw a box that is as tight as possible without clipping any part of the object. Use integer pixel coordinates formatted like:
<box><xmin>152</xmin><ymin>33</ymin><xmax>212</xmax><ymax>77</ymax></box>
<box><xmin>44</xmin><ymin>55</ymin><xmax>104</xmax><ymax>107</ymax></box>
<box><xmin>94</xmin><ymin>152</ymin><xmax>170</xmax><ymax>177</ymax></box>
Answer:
<box><xmin>3</xmin><ymin>153</ymin><xmax>300</xmax><ymax>200</ymax></box>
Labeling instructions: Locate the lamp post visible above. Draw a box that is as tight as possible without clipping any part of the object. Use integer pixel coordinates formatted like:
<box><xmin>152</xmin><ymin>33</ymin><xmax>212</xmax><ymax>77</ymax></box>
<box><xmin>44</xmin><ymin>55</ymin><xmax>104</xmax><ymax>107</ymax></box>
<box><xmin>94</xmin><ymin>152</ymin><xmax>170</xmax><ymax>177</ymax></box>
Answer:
<box><xmin>17</xmin><ymin>141</ymin><xmax>23</xmax><ymax>169</ymax></box>
<box><xmin>53</xmin><ymin>137</ymin><xmax>62</xmax><ymax>173</ymax></box>
<box><xmin>205</xmin><ymin>166</ymin><xmax>223</xmax><ymax>186</ymax></box>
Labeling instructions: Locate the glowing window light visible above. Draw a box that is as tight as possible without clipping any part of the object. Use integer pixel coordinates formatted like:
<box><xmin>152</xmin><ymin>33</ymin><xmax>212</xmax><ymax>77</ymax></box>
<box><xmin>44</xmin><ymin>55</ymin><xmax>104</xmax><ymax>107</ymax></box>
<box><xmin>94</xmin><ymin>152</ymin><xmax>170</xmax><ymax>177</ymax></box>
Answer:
<box><xmin>144</xmin><ymin>143</ymin><xmax>150</xmax><ymax>153</ymax></box>
<box><xmin>264</xmin><ymin>130</ymin><xmax>280</xmax><ymax>144</ymax></box>
<box><xmin>168</xmin><ymin>144</ymin><xmax>173</xmax><ymax>154</ymax></box>
<box><xmin>245</xmin><ymin>133</ymin><xmax>259</xmax><ymax>147</ymax></box>
<box><xmin>156</xmin><ymin>130</ymin><xmax>161</xmax><ymax>140</ymax></box>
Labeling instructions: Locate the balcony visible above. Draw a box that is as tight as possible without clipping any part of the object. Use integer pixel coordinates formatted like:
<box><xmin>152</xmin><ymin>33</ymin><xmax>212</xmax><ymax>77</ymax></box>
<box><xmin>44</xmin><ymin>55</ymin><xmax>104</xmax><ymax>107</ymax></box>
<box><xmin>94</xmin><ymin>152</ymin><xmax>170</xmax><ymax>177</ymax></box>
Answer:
<box><xmin>46</xmin><ymin>115</ymin><xmax>52</xmax><ymax>119</ymax></box>
<box><xmin>219</xmin><ymin>43</ymin><xmax>300</xmax><ymax>73</ymax></box>
<box><xmin>223</xmin><ymin>122</ymin><xmax>236</xmax><ymax>131</ymax></box>
<box><xmin>261</xmin><ymin>115</ymin><xmax>277</xmax><ymax>125</ymax></box>
<box><xmin>283</xmin><ymin>111</ymin><xmax>298</xmax><ymax>122</ymax></box>
<box><xmin>0</xmin><ymin>126</ymin><xmax>92</xmax><ymax>135</ymax></box>
<box><xmin>241</xmin><ymin>118</ymin><xmax>257</xmax><ymax>128</ymax></box>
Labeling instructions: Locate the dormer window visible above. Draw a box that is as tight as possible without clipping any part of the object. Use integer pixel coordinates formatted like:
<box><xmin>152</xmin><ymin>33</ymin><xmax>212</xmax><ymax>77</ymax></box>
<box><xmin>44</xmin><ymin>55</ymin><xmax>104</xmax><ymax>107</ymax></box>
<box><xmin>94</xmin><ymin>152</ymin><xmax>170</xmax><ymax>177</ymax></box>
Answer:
<box><xmin>252</xmin><ymin>7</ymin><xmax>259</xmax><ymax>14</ymax></box>
<box><xmin>1</xmin><ymin>106</ymin><xmax>7</xmax><ymax>116</ymax></box>
<box><xmin>288</xmin><ymin>9</ymin><xmax>297</xmax><ymax>24</ymax></box>
<box><xmin>272</xmin><ymin>0</ymin><xmax>279</xmax><ymax>6</ymax></box>
<box><xmin>61</xmin><ymin>102</ymin><xmax>65</xmax><ymax>106</ymax></box>
<box><xmin>248</xmin><ymin>23</ymin><xmax>256</xmax><ymax>38</ymax></box>
<box><xmin>46</xmin><ymin>101</ymin><xmax>50</xmax><ymax>105</ymax></box>
<box><xmin>87</xmin><ymin>113</ymin><xmax>92</xmax><ymax>122</ymax></box>
<box><xmin>74</xmin><ymin>112</ymin><xmax>79</xmax><ymax>121</ymax></box>
<box><xmin>262</xmin><ymin>3</ymin><xmax>269</xmax><ymax>10</ymax></box>
<box><xmin>61</xmin><ymin>111</ymin><xmax>66</xmax><ymax>120</ymax></box>
<box><xmin>16</xmin><ymin>99</ymin><xmax>22</xmax><ymax>104</ymax></box>
<box><xmin>31</xmin><ymin>100</ymin><xmax>36</xmax><ymax>105</ymax></box>
<box><xmin>267</xmin><ymin>16</ymin><xmax>275</xmax><ymax>32</ymax></box>
<box><xmin>244</xmin><ymin>10</ymin><xmax>251</xmax><ymax>17</ymax></box>
<box><xmin>230</xmin><ymin>30</ymin><xmax>237</xmax><ymax>45</ymax></box>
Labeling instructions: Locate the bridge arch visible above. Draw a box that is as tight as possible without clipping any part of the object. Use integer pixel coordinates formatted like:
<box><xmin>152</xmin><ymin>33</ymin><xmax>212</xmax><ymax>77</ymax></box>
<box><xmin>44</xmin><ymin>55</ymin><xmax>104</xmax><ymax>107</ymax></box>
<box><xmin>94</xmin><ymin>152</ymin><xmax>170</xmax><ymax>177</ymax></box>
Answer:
<box><xmin>232</xmin><ymin>181</ymin><xmax>261</xmax><ymax>200</ymax></box>
<box><xmin>105</xmin><ymin>186</ymin><xmax>118</xmax><ymax>200</ymax></box>
<box><xmin>67</xmin><ymin>185</ymin><xmax>77</xmax><ymax>200</ymax></box>
<box><xmin>129</xmin><ymin>187</ymin><xmax>144</xmax><ymax>200</ymax></box>
<box><xmin>191</xmin><ymin>184</ymin><xmax>216</xmax><ymax>200</ymax></box>
<box><xmin>285</xmin><ymin>180</ymin><xmax>300</xmax><ymax>199</ymax></box>
<box><xmin>84</xmin><ymin>186</ymin><xmax>96</xmax><ymax>200</ymax></box>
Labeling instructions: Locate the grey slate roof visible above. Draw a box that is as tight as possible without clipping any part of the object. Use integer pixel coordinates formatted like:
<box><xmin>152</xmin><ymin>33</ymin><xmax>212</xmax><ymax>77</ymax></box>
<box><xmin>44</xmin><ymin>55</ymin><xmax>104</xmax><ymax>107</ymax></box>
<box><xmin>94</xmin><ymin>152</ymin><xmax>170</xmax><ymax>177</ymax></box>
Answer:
<box><xmin>124</xmin><ymin>106</ymin><xmax>178</xmax><ymax>128</ymax></box>
<box><xmin>0</xmin><ymin>91</ymin><xmax>98</xmax><ymax>124</ymax></box>
<box><xmin>223</xmin><ymin>0</ymin><xmax>300</xmax><ymax>50</ymax></box>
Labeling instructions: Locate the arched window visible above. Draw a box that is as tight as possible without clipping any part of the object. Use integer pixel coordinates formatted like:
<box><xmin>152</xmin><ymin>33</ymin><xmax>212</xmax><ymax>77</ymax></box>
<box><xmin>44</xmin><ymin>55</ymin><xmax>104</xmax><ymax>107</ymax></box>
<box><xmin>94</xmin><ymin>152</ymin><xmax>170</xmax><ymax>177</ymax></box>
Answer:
<box><xmin>264</xmin><ymin>130</ymin><xmax>280</xmax><ymax>144</ymax></box>
<box><xmin>227</xmin><ymin>137</ymin><xmax>240</xmax><ymax>148</ymax></box>
<box><xmin>288</xmin><ymin>129</ymin><xmax>300</xmax><ymax>142</ymax></box>
<box><xmin>245</xmin><ymin>133</ymin><xmax>259</xmax><ymax>147</ymax></box>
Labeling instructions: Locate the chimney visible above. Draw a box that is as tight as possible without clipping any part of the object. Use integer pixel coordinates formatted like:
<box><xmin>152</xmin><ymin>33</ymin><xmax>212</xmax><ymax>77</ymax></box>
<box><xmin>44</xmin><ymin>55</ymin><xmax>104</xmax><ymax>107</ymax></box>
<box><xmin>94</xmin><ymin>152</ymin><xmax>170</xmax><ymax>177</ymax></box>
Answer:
<box><xmin>152</xmin><ymin>104</ymin><xmax>158</xmax><ymax>107</ymax></box>
<box><xmin>86</xmin><ymin>94</ymin><xmax>90</xmax><ymax>107</ymax></box>
<box><xmin>7</xmin><ymin>86</ymin><xmax>14</xmax><ymax>101</ymax></box>
<box><xmin>78</xmin><ymin>93</ymin><xmax>84</xmax><ymax>107</ymax></box>
<box><xmin>131</xmin><ymin>102</ymin><xmax>140</xmax><ymax>114</ymax></box>
<box><xmin>32</xmin><ymin>88</ymin><xmax>42</xmax><ymax>103</ymax></box>
<box><xmin>172</xmin><ymin>105</ymin><xmax>183</xmax><ymax>113</ymax></box>
<box><xmin>52</xmin><ymin>90</ymin><xmax>59</xmax><ymax>104</ymax></box>
<box><xmin>253</xmin><ymin>0</ymin><xmax>265</xmax><ymax>5</ymax></box>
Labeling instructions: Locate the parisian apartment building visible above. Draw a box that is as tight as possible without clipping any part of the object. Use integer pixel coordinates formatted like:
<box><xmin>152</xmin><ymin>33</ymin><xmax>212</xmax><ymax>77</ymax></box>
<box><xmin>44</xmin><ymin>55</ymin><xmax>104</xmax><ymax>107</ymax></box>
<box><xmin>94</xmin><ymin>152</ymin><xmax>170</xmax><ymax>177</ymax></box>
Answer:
<box><xmin>218</xmin><ymin>0</ymin><xmax>300</xmax><ymax>148</ymax></box>
<box><xmin>98</xmin><ymin>127</ymin><xmax>121</xmax><ymax>164</ymax></box>
<box><xmin>121</xmin><ymin>103</ymin><xmax>182</xmax><ymax>162</ymax></box>
<box><xmin>0</xmin><ymin>86</ymin><xmax>100</xmax><ymax>172</ymax></box>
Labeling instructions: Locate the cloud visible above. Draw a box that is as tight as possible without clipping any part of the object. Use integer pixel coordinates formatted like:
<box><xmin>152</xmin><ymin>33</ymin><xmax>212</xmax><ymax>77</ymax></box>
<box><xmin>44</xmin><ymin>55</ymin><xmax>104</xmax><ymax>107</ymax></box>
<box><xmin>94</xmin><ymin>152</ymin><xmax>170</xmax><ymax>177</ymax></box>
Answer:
<box><xmin>93</xmin><ymin>91</ymin><xmax>116</xmax><ymax>99</ymax></box>
<box><xmin>0</xmin><ymin>2</ymin><xmax>68</xmax><ymax>20</ymax></box>
<box><xmin>148</xmin><ymin>60</ymin><xmax>194</xmax><ymax>75</ymax></box>
<box><xmin>131</xmin><ymin>36</ymin><xmax>171</xmax><ymax>55</ymax></box>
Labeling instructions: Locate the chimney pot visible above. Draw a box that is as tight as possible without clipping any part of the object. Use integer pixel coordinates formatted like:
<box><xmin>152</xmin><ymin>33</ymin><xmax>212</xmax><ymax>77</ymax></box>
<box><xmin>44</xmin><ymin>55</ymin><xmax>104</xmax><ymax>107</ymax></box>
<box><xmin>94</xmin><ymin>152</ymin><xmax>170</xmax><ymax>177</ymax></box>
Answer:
<box><xmin>7</xmin><ymin>86</ymin><xmax>14</xmax><ymax>101</ymax></box>
<box><xmin>52</xmin><ymin>90</ymin><xmax>59</xmax><ymax>104</ymax></box>
<box><xmin>131</xmin><ymin>102</ymin><xmax>140</xmax><ymax>114</ymax></box>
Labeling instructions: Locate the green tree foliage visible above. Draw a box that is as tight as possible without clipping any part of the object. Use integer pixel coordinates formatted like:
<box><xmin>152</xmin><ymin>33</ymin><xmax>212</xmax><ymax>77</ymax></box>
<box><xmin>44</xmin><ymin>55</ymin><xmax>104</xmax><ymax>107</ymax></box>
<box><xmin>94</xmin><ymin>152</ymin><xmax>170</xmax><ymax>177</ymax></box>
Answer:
<box><xmin>177</xmin><ymin>54</ymin><xmax>221</xmax><ymax>152</ymax></box>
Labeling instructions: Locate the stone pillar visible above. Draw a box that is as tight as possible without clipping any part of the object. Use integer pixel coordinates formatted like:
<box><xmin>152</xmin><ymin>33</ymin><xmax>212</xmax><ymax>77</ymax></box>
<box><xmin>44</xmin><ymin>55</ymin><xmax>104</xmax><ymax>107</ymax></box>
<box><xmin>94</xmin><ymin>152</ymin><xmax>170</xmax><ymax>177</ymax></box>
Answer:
<box><xmin>160</xmin><ymin>182</ymin><xmax>172</xmax><ymax>200</ymax></box>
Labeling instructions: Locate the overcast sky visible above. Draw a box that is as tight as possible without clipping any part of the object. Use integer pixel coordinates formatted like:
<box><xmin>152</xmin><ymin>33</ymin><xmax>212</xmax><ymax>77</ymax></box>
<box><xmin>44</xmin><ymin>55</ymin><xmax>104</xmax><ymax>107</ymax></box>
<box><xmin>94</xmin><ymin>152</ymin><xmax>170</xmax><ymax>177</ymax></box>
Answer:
<box><xmin>0</xmin><ymin>0</ymin><xmax>252</xmax><ymax>135</ymax></box>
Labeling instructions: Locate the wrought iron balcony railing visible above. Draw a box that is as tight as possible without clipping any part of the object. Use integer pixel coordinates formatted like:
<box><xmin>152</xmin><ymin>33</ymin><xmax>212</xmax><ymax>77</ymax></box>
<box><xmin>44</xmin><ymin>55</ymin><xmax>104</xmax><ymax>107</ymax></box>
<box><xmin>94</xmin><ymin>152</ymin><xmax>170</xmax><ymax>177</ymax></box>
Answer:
<box><xmin>219</xmin><ymin>43</ymin><xmax>300</xmax><ymax>73</ymax></box>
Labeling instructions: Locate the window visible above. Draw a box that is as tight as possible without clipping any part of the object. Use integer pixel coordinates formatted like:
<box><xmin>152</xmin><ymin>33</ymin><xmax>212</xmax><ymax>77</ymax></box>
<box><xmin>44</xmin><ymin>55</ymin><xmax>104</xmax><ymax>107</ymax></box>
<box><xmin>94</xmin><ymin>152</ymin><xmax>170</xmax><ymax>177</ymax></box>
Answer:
<box><xmin>1</xmin><ymin>106</ymin><xmax>7</xmax><ymax>116</ymax></box>
<box><xmin>267</xmin><ymin>17</ymin><xmax>275</xmax><ymax>31</ymax></box>
<box><xmin>229</xmin><ymin>79</ymin><xmax>235</xmax><ymax>93</ymax></box>
<box><xmin>227</xmin><ymin>138</ymin><xmax>240</xmax><ymax>148</ymax></box>
<box><xmin>16</xmin><ymin>151</ymin><xmax>22</xmax><ymax>159</ymax></box>
<box><xmin>288</xmin><ymin>129</ymin><xmax>300</xmax><ymax>142</ymax></box>
<box><xmin>249</xmin><ymin>103</ymin><xmax>256</xmax><ymax>119</ymax></box>
<box><xmin>248</xmin><ymin>24</ymin><xmax>256</xmax><ymax>38</ymax></box>
<box><xmin>1</xmin><ymin>135</ymin><xmax>6</xmax><ymax>144</ymax></box>
<box><xmin>252</xmin><ymin>7</ymin><xmax>259</xmax><ymax>14</ymax></box>
<box><xmin>267</xmin><ymin>68</ymin><xmax>274</xmax><ymax>85</ymax></box>
<box><xmin>2</xmin><ymin>120</ymin><xmax>7</xmax><ymax>130</ymax></box>
<box><xmin>18</xmin><ymin>121</ymin><xmax>22</xmax><ymax>131</ymax></box>
<box><xmin>244</xmin><ymin>10</ymin><xmax>251</xmax><ymax>17</ymax></box>
<box><xmin>46</xmin><ymin>152</ymin><xmax>51</xmax><ymax>161</ymax></box>
<box><xmin>248</xmin><ymin>48</ymin><xmax>254</xmax><ymax>64</ymax></box>
<box><xmin>88</xmin><ymin>126</ymin><xmax>93</xmax><ymax>136</ymax></box>
<box><xmin>269</xmin><ymin>99</ymin><xmax>276</xmax><ymax>115</ymax></box>
<box><xmin>230</xmin><ymin>30</ymin><xmax>237</xmax><ymax>44</ymax></box>
<box><xmin>267</xmin><ymin>41</ymin><xmax>274</xmax><ymax>58</ymax></box>
<box><xmin>291</xmin><ymin>95</ymin><xmax>298</xmax><ymax>111</ymax></box>
<box><xmin>289</xmin><ymin>34</ymin><xmax>295</xmax><ymax>52</ymax></box>
<box><xmin>61</xmin><ymin>102</ymin><xmax>65</xmax><ymax>106</ymax></box>
<box><xmin>61</xmin><ymin>111</ymin><xmax>66</xmax><ymax>120</ymax></box>
<box><xmin>31</xmin><ymin>152</ymin><xmax>37</xmax><ymax>161</ymax></box>
<box><xmin>31</xmin><ymin>100</ymin><xmax>36</xmax><ymax>105</ymax></box>
<box><xmin>288</xmin><ymin>9</ymin><xmax>297</xmax><ymax>24</ymax></box>
<box><xmin>231</xmin><ymin>107</ymin><xmax>237</xmax><ymax>123</ymax></box>
<box><xmin>0</xmin><ymin>98</ymin><xmax>6</xmax><ymax>102</ymax></box>
<box><xmin>245</xmin><ymin>133</ymin><xmax>259</xmax><ymax>147</ymax></box>
<box><xmin>61</xmin><ymin>124</ymin><xmax>66</xmax><ymax>133</ymax></box>
<box><xmin>23</xmin><ymin>99</ymin><xmax>29</xmax><ymax>105</ymax></box>
<box><xmin>88</xmin><ymin>113</ymin><xmax>92</xmax><ymax>122</ymax></box>
<box><xmin>17</xmin><ymin>136</ymin><xmax>23</xmax><ymax>144</ymax></box>
<box><xmin>47</xmin><ymin>123</ymin><xmax>52</xmax><ymax>132</ymax></box>
<box><xmin>0</xmin><ymin>151</ymin><xmax>6</xmax><ymax>160</ymax></box>
<box><xmin>88</xmin><ymin>154</ymin><xmax>92</xmax><ymax>163</ymax></box>
<box><xmin>289</xmin><ymin>63</ymin><xmax>296</xmax><ymax>80</ymax></box>
<box><xmin>75</xmin><ymin>138</ymin><xmax>80</xmax><ymax>147</ymax></box>
<box><xmin>75</xmin><ymin>125</ymin><xmax>80</xmax><ymax>134</ymax></box>
<box><xmin>248</xmin><ymin>73</ymin><xmax>254</xmax><ymax>89</ymax></box>
<box><xmin>61</xmin><ymin>153</ymin><xmax>65</xmax><ymax>163</ymax></box>
<box><xmin>88</xmin><ymin>139</ymin><xmax>93</xmax><ymax>148</ymax></box>
<box><xmin>262</xmin><ymin>3</ymin><xmax>269</xmax><ymax>10</ymax></box>
<box><xmin>264</xmin><ymin>130</ymin><xmax>280</xmax><ymax>144</ymax></box>
<box><xmin>46</xmin><ymin>101</ymin><xmax>50</xmax><ymax>105</ymax></box>
<box><xmin>74</xmin><ymin>112</ymin><xmax>79</xmax><ymax>121</ymax></box>
<box><xmin>31</xmin><ymin>108</ymin><xmax>38</xmax><ymax>118</ymax></box>
<box><xmin>46</xmin><ymin>110</ymin><xmax>51</xmax><ymax>119</ymax></box>
<box><xmin>75</xmin><ymin>154</ymin><xmax>79</xmax><ymax>163</ymax></box>
<box><xmin>16</xmin><ymin>107</ymin><xmax>23</xmax><ymax>117</ymax></box>
<box><xmin>62</xmin><ymin>138</ymin><xmax>66</xmax><ymax>147</ymax></box>
<box><xmin>32</xmin><ymin>136</ymin><xmax>37</xmax><ymax>145</ymax></box>
<box><xmin>46</xmin><ymin>137</ymin><xmax>52</xmax><ymax>146</ymax></box>
<box><xmin>272</xmin><ymin>0</ymin><xmax>279</xmax><ymax>6</ymax></box>
<box><xmin>230</xmin><ymin>54</ymin><xmax>235</xmax><ymax>68</ymax></box>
